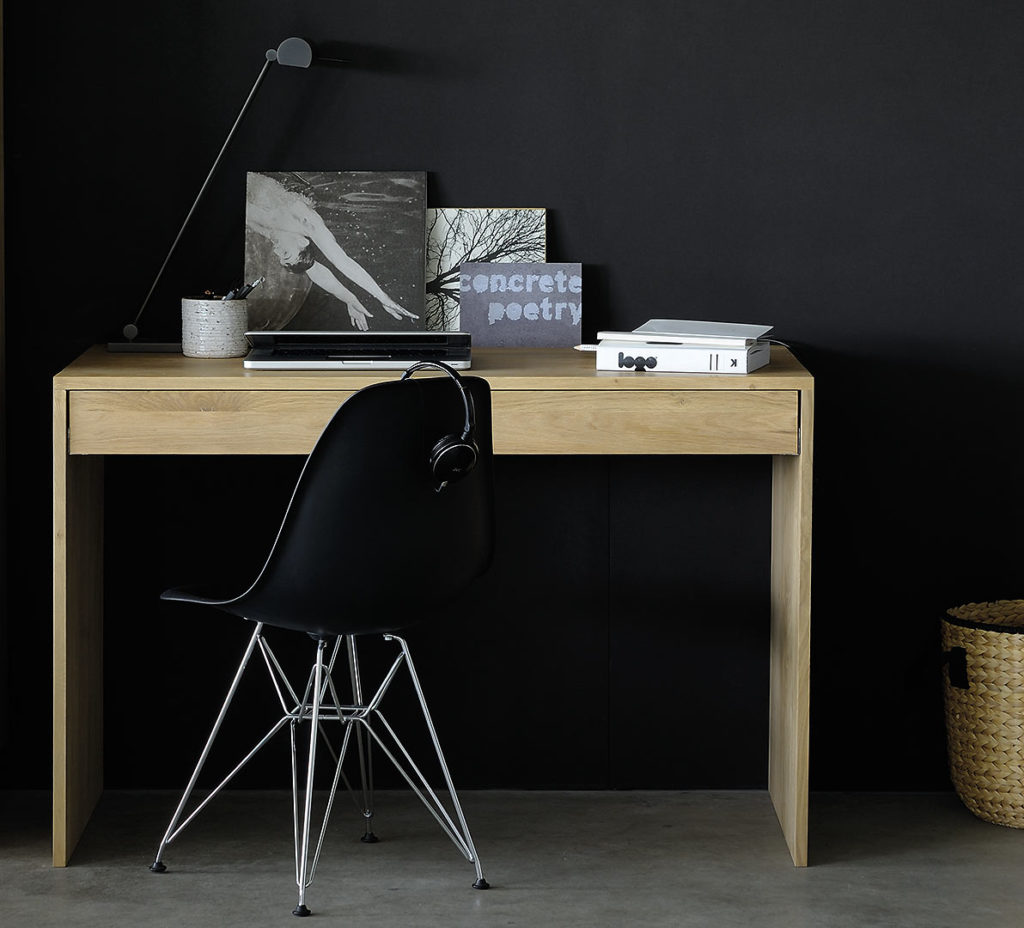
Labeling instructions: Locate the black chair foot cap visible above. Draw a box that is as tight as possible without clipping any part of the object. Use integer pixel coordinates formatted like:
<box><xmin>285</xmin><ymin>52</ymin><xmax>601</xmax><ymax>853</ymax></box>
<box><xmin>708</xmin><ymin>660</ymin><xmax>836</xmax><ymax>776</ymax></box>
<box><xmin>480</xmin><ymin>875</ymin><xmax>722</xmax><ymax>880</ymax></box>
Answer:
<box><xmin>292</xmin><ymin>904</ymin><xmax>312</xmax><ymax>917</ymax></box>
<box><xmin>149</xmin><ymin>861</ymin><xmax>167</xmax><ymax>873</ymax></box>
<box><xmin>360</xmin><ymin>832</ymin><xmax>379</xmax><ymax>844</ymax></box>
<box><xmin>473</xmin><ymin>878</ymin><xmax>490</xmax><ymax>890</ymax></box>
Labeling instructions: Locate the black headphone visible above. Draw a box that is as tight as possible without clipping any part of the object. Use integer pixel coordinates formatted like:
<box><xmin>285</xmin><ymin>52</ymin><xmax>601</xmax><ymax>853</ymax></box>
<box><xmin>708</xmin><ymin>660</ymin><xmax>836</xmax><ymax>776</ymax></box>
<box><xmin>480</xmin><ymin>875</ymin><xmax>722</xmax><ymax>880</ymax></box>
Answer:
<box><xmin>401</xmin><ymin>361</ymin><xmax>478</xmax><ymax>491</ymax></box>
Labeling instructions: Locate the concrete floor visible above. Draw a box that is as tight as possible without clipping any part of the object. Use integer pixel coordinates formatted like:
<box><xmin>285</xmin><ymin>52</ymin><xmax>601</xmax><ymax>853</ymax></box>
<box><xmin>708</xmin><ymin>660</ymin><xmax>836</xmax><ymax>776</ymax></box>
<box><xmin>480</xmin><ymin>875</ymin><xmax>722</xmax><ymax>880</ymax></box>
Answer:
<box><xmin>3</xmin><ymin>789</ymin><xmax>1024</xmax><ymax>927</ymax></box>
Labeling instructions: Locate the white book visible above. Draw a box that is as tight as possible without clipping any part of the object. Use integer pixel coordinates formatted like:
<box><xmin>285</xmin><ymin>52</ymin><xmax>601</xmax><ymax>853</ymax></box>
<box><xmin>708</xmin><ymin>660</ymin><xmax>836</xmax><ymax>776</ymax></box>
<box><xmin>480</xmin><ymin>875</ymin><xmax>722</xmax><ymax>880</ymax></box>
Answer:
<box><xmin>596</xmin><ymin>339</ymin><xmax>771</xmax><ymax>374</ymax></box>
<box><xmin>597</xmin><ymin>318</ymin><xmax>773</xmax><ymax>347</ymax></box>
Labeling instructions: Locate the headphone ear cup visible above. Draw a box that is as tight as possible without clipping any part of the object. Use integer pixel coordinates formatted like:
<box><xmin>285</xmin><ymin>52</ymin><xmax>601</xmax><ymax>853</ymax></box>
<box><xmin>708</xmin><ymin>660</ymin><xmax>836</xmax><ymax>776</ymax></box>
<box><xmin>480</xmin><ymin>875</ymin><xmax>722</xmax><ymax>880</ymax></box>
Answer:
<box><xmin>430</xmin><ymin>433</ymin><xmax>479</xmax><ymax>487</ymax></box>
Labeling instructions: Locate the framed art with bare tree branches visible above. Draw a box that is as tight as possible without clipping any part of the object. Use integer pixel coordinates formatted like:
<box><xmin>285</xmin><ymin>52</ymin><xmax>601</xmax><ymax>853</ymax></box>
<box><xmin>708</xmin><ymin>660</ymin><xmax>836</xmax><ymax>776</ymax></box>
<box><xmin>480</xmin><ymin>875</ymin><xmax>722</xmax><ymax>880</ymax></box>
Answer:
<box><xmin>425</xmin><ymin>208</ymin><xmax>546</xmax><ymax>330</ymax></box>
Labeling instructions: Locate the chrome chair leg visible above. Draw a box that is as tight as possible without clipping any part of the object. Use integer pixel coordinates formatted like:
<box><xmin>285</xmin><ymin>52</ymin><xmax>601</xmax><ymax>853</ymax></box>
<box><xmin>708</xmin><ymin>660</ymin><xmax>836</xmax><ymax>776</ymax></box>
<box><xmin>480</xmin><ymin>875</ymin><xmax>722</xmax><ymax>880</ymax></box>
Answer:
<box><xmin>370</xmin><ymin>634</ymin><xmax>490</xmax><ymax>890</ymax></box>
<box><xmin>293</xmin><ymin>638</ymin><xmax>325</xmax><ymax>917</ymax></box>
<box><xmin>149</xmin><ymin>623</ymin><xmax>265</xmax><ymax>873</ymax></box>
<box><xmin>346</xmin><ymin>635</ymin><xmax>378</xmax><ymax>843</ymax></box>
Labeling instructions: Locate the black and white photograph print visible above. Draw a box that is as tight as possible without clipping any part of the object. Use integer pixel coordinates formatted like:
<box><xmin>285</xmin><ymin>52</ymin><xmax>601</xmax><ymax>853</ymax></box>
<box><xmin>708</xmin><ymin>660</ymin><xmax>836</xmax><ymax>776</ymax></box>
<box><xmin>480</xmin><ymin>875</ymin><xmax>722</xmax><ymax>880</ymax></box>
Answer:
<box><xmin>244</xmin><ymin>171</ymin><xmax>427</xmax><ymax>332</ymax></box>
<box><xmin>425</xmin><ymin>207</ymin><xmax>547</xmax><ymax>330</ymax></box>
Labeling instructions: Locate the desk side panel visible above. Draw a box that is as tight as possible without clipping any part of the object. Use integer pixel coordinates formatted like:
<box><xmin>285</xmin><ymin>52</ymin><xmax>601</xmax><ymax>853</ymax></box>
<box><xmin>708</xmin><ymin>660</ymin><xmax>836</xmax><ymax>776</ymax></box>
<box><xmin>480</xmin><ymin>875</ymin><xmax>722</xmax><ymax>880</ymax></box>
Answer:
<box><xmin>53</xmin><ymin>387</ymin><xmax>104</xmax><ymax>865</ymax></box>
<box><xmin>768</xmin><ymin>387</ymin><xmax>813</xmax><ymax>867</ymax></box>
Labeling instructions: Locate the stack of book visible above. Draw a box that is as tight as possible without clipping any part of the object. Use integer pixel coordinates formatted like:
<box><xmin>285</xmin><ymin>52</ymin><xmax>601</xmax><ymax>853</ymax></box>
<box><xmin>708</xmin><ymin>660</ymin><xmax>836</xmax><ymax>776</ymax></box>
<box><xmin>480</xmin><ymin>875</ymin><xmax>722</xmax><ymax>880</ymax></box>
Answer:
<box><xmin>588</xmin><ymin>319</ymin><xmax>774</xmax><ymax>374</ymax></box>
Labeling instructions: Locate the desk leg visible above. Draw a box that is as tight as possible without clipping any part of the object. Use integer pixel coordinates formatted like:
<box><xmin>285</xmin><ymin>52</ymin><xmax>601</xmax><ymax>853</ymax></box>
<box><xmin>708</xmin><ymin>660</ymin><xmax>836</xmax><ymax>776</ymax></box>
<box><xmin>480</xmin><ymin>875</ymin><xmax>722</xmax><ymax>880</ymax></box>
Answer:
<box><xmin>53</xmin><ymin>388</ymin><xmax>104</xmax><ymax>866</ymax></box>
<box><xmin>769</xmin><ymin>391</ymin><xmax>813</xmax><ymax>867</ymax></box>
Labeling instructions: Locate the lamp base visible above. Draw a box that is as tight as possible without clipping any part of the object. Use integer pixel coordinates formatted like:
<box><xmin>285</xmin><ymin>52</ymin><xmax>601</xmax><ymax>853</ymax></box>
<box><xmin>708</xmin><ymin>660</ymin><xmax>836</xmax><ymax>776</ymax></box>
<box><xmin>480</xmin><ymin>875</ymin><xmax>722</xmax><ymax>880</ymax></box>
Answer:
<box><xmin>107</xmin><ymin>341</ymin><xmax>182</xmax><ymax>353</ymax></box>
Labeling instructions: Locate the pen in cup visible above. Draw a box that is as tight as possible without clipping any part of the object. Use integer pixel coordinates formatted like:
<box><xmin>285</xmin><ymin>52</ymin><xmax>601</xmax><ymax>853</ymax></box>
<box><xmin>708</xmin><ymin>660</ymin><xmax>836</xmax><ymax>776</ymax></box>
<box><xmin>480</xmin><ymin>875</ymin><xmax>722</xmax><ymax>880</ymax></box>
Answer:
<box><xmin>222</xmin><ymin>276</ymin><xmax>265</xmax><ymax>300</ymax></box>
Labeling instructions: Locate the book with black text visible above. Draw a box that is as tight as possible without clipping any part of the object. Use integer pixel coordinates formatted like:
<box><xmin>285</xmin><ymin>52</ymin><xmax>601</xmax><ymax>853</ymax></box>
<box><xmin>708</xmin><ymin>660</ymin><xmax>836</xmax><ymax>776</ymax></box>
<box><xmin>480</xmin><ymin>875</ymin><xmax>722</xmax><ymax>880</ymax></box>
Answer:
<box><xmin>596</xmin><ymin>339</ymin><xmax>770</xmax><ymax>374</ymax></box>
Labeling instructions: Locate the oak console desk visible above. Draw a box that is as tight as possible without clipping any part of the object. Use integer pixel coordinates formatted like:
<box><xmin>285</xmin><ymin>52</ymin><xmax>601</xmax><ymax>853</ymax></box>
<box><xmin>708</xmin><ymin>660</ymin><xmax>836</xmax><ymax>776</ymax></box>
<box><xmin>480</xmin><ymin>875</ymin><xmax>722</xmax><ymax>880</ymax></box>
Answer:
<box><xmin>53</xmin><ymin>345</ymin><xmax>813</xmax><ymax>868</ymax></box>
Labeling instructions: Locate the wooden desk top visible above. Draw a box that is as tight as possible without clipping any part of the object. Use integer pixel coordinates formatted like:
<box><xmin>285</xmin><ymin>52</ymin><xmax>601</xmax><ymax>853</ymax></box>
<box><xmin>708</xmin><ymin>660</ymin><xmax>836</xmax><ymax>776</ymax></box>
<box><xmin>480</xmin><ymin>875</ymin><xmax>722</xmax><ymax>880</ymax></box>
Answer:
<box><xmin>54</xmin><ymin>346</ymin><xmax>813</xmax><ymax>393</ymax></box>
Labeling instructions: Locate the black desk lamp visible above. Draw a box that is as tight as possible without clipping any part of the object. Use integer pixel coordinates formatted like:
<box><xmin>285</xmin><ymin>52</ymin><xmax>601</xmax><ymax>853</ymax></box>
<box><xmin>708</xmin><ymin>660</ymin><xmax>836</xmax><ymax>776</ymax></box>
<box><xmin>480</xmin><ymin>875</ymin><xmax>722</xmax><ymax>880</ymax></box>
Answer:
<box><xmin>109</xmin><ymin>37</ymin><xmax>315</xmax><ymax>352</ymax></box>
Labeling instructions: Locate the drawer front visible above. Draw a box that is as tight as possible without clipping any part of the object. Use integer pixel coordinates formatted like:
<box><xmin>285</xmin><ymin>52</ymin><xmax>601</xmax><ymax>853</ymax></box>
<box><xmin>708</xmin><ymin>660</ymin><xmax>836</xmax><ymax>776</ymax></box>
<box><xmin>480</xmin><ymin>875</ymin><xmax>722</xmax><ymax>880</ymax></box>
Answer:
<box><xmin>68</xmin><ymin>388</ymin><xmax>800</xmax><ymax>456</ymax></box>
<box><xmin>69</xmin><ymin>391</ymin><xmax>351</xmax><ymax>454</ymax></box>
<box><xmin>491</xmin><ymin>390</ymin><xmax>799</xmax><ymax>454</ymax></box>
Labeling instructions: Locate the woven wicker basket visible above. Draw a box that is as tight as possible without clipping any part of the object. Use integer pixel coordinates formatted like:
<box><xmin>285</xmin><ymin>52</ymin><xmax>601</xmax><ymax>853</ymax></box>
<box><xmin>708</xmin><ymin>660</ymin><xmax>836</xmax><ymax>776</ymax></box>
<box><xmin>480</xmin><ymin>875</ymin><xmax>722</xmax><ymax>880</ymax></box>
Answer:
<box><xmin>942</xmin><ymin>600</ymin><xmax>1024</xmax><ymax>827</ymax></box>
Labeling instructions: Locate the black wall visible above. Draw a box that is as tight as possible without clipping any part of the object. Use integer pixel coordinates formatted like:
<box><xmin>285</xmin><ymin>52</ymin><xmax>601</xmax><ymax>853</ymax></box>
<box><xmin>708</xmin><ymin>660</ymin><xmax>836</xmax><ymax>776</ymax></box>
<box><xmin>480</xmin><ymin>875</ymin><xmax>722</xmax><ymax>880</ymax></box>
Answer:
<box><xmin>3</xmin><ymin>1</ymin><xmax>1023</xmax><ymax>791</ymax></box>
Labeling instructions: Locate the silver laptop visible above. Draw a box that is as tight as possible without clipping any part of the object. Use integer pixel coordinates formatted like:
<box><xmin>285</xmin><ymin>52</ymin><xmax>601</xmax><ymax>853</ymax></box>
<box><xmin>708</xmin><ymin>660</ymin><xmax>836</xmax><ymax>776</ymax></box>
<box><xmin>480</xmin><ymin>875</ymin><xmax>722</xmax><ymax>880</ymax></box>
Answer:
<box><xmin>243</xmin><ymin>331</ymin><xmax>472</xmax><ymax>370</ymax></box>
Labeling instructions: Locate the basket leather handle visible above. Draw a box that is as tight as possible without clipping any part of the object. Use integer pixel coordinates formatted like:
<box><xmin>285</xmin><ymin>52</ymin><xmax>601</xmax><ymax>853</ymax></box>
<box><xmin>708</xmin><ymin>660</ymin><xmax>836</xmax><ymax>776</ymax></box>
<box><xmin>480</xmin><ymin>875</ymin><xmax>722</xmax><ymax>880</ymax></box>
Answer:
<box><xmin>942</xmin><ymin>646</ymin><xmax>969</xmax><ymax>689</ymax></box>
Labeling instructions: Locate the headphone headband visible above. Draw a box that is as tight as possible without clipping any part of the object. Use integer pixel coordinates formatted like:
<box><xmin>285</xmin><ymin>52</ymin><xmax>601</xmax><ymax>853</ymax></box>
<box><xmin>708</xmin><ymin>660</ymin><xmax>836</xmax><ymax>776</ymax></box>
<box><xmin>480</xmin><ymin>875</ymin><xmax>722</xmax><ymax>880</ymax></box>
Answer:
<box><xmin>400</xmin><ymin>360</ymin><xmax>478</xmax><ymax>491</ymax></box>
<box><xmin>401</xmin><ymin>360</ymin><xmax>473</xmax><ymax>440</ymax></box>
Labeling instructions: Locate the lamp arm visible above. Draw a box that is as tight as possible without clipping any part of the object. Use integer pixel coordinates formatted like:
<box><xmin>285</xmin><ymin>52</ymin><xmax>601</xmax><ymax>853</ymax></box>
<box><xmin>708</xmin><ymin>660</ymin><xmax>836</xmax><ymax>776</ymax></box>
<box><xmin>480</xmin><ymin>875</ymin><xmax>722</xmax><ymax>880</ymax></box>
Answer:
<box><xmin>126</xmin><ymin>54</ymin><xmax>275</xmax><ymax>338</ymax></box>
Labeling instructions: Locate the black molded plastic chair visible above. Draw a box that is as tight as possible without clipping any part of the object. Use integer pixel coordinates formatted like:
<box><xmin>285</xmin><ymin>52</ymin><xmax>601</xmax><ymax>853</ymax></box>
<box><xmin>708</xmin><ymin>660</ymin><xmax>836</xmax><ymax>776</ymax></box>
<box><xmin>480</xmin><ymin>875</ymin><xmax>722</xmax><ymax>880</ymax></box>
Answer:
<box><xmin>148</xmin><ymin>363</ymin><xmax>494</xmax><ymax>917</ymax></box>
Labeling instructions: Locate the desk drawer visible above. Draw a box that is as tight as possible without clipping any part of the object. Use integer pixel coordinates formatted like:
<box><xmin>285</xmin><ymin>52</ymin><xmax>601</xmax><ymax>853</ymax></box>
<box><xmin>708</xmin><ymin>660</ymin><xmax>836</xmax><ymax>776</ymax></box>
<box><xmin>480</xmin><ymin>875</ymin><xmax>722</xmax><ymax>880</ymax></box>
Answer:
<box><xmin>68</xmin><ymin>391</ymin><xmax>351</xmax><ymax>454</ymax></box>
<box><xmin>491</xmin><ymin>390</ymin><xmax>799</xmax><ymax>454</ymax></box>
<box><xmin>68</xmin><ymin>388</ymin><xmax>800</xmax><ymax>456</ymax></box>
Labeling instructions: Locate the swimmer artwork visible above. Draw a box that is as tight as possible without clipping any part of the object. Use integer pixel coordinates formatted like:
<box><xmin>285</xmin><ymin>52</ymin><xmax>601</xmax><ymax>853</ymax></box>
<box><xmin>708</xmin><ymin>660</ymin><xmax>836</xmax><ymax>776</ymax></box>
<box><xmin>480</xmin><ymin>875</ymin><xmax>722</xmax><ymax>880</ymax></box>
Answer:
<box><xmin>458</xmin><ymin>262</ymin><xmax>582</xmax><ymax>347</ymax></box>
<box><xmin>243</xmin><ymin>171</ymin><xmax>427</xmax><ymax>332</ymax></box>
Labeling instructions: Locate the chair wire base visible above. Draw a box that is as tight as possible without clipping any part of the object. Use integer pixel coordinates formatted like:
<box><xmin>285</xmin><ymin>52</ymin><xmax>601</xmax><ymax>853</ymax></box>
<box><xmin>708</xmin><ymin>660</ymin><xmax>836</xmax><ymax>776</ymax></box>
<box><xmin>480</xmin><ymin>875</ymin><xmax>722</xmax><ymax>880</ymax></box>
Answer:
<box><xmin>148</xmin><ymin>623</ymin><xmax>488</xmax><ymax>915</ymax></box>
